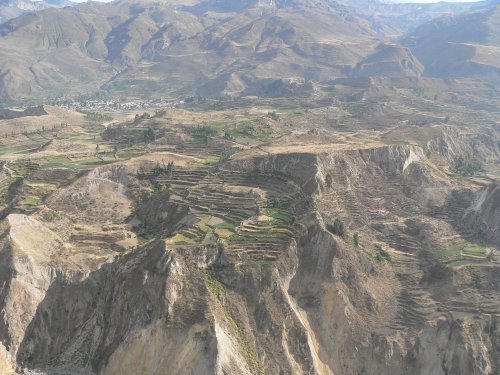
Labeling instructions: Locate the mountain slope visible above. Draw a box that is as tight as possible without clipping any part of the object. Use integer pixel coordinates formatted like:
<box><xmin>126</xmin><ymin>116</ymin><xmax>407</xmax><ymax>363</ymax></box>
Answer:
<box><xmin>403</xmin><ymin>3</ymin><xmax>500</xmax><ymax>82</ymax></box>
<box><xmin>0</xmin><ymin>0</ymin><xmax>426</xmax><ymax>101</ymax></box>
<box><xmin>0</xmin><ymin>1</ymin><xmax>204</xmax><ymax>100</ymax></box>
<box><xmin>352</xmin><ymin>42</ymin><xmax>424</xmax><ymax>78</ymax></box>
<box><xmin>337</xmin><ymin>0</ymin><xmax>492</xmax><ymax>37</ymax></box>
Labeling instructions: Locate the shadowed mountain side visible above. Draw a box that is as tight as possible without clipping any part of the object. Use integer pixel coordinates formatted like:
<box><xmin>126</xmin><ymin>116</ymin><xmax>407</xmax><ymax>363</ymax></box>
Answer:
<box><xmin>403</xmin><ymin>3</ymin><xmax>500</xmax><ymax>82</ymax></box>
<box><xmin>15</xmin><ymin>241</ymin><xmax>217</xmax><ymax>375</ymax></box>
<box><xmin>352</xmin><ymin>43</ymin><xmax>424</xmax><ymax>78</ymax></box>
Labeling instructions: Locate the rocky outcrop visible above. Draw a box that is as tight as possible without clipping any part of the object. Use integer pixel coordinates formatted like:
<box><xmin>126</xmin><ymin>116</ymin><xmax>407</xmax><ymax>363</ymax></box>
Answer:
<box><xmin>426</xmin><ymin>126</ymin><xmax>500</xmax><ymax>164</ymax></box>
<box><xmin>227</xmin><ymin>151</ymin><xmax>321</xmax><ymax>196</ymax></box>
<box><xmin>0</xmin><ymin>343</ymin><xmax>15</xmax><ymax>375</ymax></box>
<box><xmin>228</xmin><ymin>143</ymin><xmax>447</xmax><ymax>201</ymax></box>
<box><xmin>463</xmin><ymin>183</ymin><xmax>500</xmax><ymax>246</ymax></box>
<box><xmin>14</xmin><ymin>241</ymin><xmax>217</xmax><ymax>375</ymax></box>
<box><xmin>0</xmin><ymin>215</ymin><xmax>68</xmax><ymax>361</ymax></box>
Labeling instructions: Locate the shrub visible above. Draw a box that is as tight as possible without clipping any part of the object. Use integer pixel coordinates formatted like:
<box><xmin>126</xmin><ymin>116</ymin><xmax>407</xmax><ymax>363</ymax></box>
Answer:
<box><xmin>353</xmin><ymin>233</ymin><xmax>359</xmax><ymax>247</ymax></box>
<box><xmin>219</xmin><ymin>148</ymin><xmax>234</xmax><ymax>163</ymax></box>
<box><xmin>452</xmin><ymin>155</ymin><xmax>483</xmax><ymax>176</ymax></box>
<box><xmin>267</xmin><ymin>111</ymin><xmax>280</xmax><ymax>121</ymax></box>
<box><xmin>325</xmin><ymin>174</ymin><xmax>333</xmax><ymax>189</ymax></box>
<box><xmin>327</xmin><ymin>218</ymin><xmax>345</xmax><ymax>237</ymax></box>
<box><xmin>374</xmin><ymin>244</ymin><xmax>391</xmax><ymax>262</ymax></box>
<box><xmin>143</xmin><ymin>126</ymin><xmax>156</xmax><ymax>143</ymax></box>
<box><xmin>42</xmin><ymin>210</ymin><xmax>59</xmax><ymax>222</ymax></box>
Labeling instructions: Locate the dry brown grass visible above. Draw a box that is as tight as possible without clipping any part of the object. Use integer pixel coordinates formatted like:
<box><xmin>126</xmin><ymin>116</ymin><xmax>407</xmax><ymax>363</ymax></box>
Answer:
<box><xmin>0</xmin><ymin>106</ymin><xmax>90</xmax><ymax>135</ymax></box>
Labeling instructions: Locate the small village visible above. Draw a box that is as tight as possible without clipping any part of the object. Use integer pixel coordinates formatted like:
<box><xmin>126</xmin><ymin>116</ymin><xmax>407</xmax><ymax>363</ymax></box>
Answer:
<box><xmin>55</xmin><ymin>98</ymin><xmax>185</xmax><ymax>113</ymax></box>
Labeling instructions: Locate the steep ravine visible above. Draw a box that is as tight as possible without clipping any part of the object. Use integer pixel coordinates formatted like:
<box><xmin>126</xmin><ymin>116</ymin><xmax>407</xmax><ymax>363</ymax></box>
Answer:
<box><xmin>226</xmin><ymin>143</ymin><xmax>499</xmax><ymax>374</ymax></box>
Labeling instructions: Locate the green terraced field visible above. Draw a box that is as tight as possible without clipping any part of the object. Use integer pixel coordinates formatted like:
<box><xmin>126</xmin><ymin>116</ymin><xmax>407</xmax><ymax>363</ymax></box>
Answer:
<box><xmin>434</xmin><ymin>245</ymin><xmax>499</xmax><ymax>268</ymax></box>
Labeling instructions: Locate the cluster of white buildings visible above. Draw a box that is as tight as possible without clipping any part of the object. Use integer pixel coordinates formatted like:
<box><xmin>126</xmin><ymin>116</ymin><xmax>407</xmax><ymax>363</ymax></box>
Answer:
<box><xmin>55</xmin><ymin>98</ymin><xmax>184</xmax><ymax>112</ymax></box>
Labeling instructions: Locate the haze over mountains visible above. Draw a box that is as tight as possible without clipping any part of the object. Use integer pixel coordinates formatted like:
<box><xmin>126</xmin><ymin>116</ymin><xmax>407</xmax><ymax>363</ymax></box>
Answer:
<box><xmin>0</xmin><ymin>0</ymin><xmax>498</xmax><ymax>102</ymax></box>
<box><xmin>0</xmin><ymin>0</ymin><xmax>73</xmax><ymax>24</ymax></box>
<box><xmin>404</xmin><ymin>2</ymin><xmax>500</xmax><ymax>81</ymax></box>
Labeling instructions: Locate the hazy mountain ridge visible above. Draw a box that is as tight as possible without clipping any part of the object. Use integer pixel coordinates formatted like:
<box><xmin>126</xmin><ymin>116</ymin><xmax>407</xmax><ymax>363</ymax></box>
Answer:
<box><xmin>403</xmin><ymin>2</ymin><xmax>500</xmax><ymax>82</ymax></box>
<box><xmin>0</xmin><ymin>0</ymin><xmax>73</xmax><ymax>24</ymax></box>
<box><xmin>337</xmin><ymin>0</ymin><xmax>493</xmax><ymax>36</ymax></box>
<box><xmin>0</xmin><ymin>0</ymin><xmax>429</xmax><ymax>101</ymax></box>
<box><xmin>0</xmin><ymin>0</ymin><xmax>499</xmax><ymax>101</ymax></box>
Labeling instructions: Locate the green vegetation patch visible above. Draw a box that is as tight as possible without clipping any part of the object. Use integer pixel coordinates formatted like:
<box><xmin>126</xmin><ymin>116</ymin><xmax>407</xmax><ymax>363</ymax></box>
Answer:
<box><xmin>41</xmin><ymin>210</ymin><xmax>59</xmax><ymax>222</ymax></box>
<box><xmin>170</xmin><ymin>232</ymin><xmax>198</xmax><ymax>244</ymax></box>
<box><xmin>381</xmin><ymin>139</ymin><xmax>411</xmax><ymax>146</ymax></box>
<box><xmin>223</xmin><ymin>119</ymin><xmax>277</xmax><ymax>142</ymax></box>
<box><xmin>263</xmin><ymin>208</ymin><xmax>295</xmax><ymax>226</ymax></box>
<box><xmin>372</xmin><ymin>244</ymin><xmax>391</xmax><ymax>262</ymax></box>
<box><xmin>433</xmin><ymin>245</ymin><xmax>497</xmax><ymax>268</ymax></box>
<box><xmin>39</xmin><ymin>155</ymin><xmax>114</xmax><ymax>170</ymax></box>
<box><xmin>18</xmin><ymin>196</ymin><xmax>42</xmax><ymax>206</ymax></box>
<box><xmin>215</xmin><ymin>221</ymin><xmax>236</xmax><ymax>230</ymax></box>
<box><xmin>0</xmin><ymin>140</ymin><xmax>45</xmax><ymax>156</ymax></box>
<box><xmin>227</xmin><ymin>232</ymin><xmax>290</xmax><ymax>243</ymax></box>
<box><xmin>451</xmin><ymin>155</ymin><xmax>483</xmax><ymax>177</ymax></box>
<box><xmin>202</xmin><ymin>269</ymin><xmax>227</xmax><ymax>300</ymax></box>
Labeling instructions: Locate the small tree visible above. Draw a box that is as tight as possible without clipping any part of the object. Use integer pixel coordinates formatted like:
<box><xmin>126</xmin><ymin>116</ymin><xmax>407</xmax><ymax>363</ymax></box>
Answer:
<box><xmin>325</xmin><ymin>174</ymin><xmax>333</xmax><ymax>189</ymax></box>
<box><xmin>452</xmin><ymin>155</ymin><xmax>483</xmax><ymax>176</ymax></box>
<box><xmin>374</xmin><ymin>244</ymin><xmax>391</xmax><ymax>262</ymax></box>
<box><xmin>327</xmin><ymin>218</ymin><xmax>345</xmax><ymax>237</ymax></box>
<box><xmin>166</xmin><ymin>161</ymin><xmax>174</xmax><ymax>178</ymax></box>
<box><xmin>333</xmin><ymin>218</ymin><xmax>345</xmax><ymax>237</ymax></box>
<box><xmin>353</xmin><ymin>233</ymin><xmax>359</xmax><ymax>247</ymax></box>
<box><xmin>143</xmin><ymin>127</ymin><xmax>156</xmax><ymax>143</ymax></box>
<box><xmin>219</xmin><ymin>147</ymin><xmax>234</xmax><ymax>163</ymax></box>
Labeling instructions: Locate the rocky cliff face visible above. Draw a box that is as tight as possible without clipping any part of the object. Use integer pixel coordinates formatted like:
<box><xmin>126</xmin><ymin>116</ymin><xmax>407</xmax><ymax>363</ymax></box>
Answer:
<box><xmin>463</xmin><ymin>183</ymin><xmax>500</xmax><ymax>246</ymax></box>
<box><xmin>0</xmin><ymin>139</ymin><xmax>498</xmax><ymax>374</ymax></box>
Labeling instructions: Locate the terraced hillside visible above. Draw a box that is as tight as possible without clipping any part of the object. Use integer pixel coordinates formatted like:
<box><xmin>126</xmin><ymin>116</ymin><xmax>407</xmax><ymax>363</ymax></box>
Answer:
<box><xmin>314</xmin><ymin>144</ymin><xmax>500</xmax><ymax>333</ymax></box>
<box><xmin>0</xmin><ymin>102</ymin><xmax>498</xmax><ymax>375</ymax></box>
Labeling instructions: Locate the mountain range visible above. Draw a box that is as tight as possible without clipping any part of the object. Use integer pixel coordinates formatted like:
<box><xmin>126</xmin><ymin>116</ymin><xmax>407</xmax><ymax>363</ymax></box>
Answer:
<box><xmin>0</xmin><ymin>0</ymin><xmax>499</xmax><ymax>101</ymax></box>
